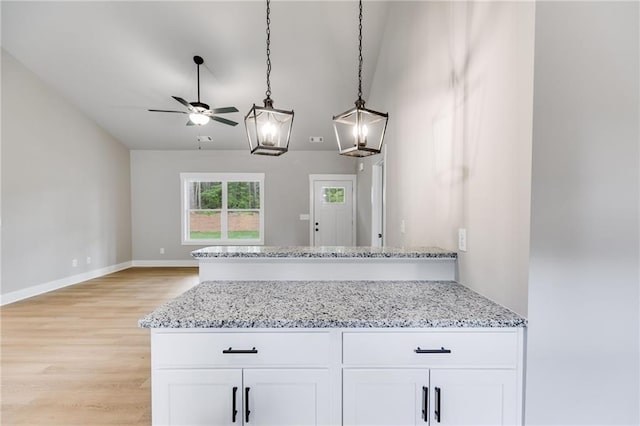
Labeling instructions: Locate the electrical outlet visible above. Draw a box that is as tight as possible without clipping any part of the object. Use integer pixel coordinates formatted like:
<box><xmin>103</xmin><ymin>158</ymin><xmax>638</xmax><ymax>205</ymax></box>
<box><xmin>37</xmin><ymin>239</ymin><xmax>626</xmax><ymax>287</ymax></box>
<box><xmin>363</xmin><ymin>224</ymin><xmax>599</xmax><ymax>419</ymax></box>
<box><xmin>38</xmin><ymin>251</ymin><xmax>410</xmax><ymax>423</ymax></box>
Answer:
<box><xmin>400</xmin><ymin>220</ymin><xmax>406</xmax><ymax>234</ymax></box>
<box><xmin>86</xmin><ymin>256</ymin><xmax>92</xmax><ymax>265</ymax></box>
<box><xmin>160</xmin><ymin>247</ymin><xmax>165</xmax><ymax>255</ymax></box>
<box><xmin>458</xmin><ymin>228</ymin><xmax>467</xmax><ymax>252</ymax></box>
<box><xmin>72</xmin><ymin>259</ymin><xmax>78</xmax><ymax>267</ymax></box>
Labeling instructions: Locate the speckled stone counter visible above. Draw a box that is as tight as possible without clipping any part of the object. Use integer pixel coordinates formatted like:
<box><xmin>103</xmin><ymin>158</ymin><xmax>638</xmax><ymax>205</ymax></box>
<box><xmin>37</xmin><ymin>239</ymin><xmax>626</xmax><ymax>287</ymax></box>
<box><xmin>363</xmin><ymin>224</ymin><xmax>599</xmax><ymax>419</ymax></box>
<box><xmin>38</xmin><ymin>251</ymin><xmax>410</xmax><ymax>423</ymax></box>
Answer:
<box><xmin>139</xmin><ymin>280</ymin><xmax>525</xmax><ymax>329</ymax></box>
<box><xmin>191</xmin><ymin>246</ymin><xmax>457</xmax><ymax>259</ymax></box>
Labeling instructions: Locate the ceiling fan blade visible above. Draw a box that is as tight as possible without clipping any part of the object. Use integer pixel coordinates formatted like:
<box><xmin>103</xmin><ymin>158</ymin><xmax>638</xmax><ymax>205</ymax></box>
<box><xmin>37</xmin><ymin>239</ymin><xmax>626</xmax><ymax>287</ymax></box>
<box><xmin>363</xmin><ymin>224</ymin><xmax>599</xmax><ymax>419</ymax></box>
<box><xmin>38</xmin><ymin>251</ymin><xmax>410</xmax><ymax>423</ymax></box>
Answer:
<box><xmin>212</xmin><ymin>116</ymin><xmax>239</xmax><ymax>127</ymax></box>
<box><xmin>148</xmin><ymin>109</ymin><xmax>188</xmax><ymax>114</ymax></box>
<box><xmin>210</xmin><ymin>106</ymin><xmax>239</xmax><ymax>114</ymax></box>
<box><xmin>186</xmin><ymin>120</ymin><xmax>195</xmax><ymax>126</ymax></box>
<box><xmin>172</xmin><ymin>96</ymin><xmax>195</xmax><ymax>111</ymax></box>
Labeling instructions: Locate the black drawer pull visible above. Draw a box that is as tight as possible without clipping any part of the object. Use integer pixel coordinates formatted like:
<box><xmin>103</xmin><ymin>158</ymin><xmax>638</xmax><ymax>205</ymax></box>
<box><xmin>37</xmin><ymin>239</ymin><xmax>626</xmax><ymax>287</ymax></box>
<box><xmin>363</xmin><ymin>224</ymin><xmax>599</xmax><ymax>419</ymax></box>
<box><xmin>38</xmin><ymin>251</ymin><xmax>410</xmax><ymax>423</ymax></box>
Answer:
<box><xmin>222</xmin><ymin>347</ymin><xmax>258</xmax><ymax>354</ymax></box>
<box><xmin>422</xmin><ymin>386</ymin><xmax>429</xmax><ymax>422</ymax></box>
<box><xmin>415</xmin><ymin>347</ymin><xmax>451</xmax><ymax>354</ymax></box>
<box><xmin>245</xmin><ymin>387</ymin><xmax>251</xmax><ymax>423</ymax></box>
<box><xmin>435</xmin><ymin>386</ymin><xmax>441</xmax><ymax>423</ymax></box>
<box><xmin>232</xmin><ymin>386</ymin><xmax>238</xmax><ymax>422</ymax></box>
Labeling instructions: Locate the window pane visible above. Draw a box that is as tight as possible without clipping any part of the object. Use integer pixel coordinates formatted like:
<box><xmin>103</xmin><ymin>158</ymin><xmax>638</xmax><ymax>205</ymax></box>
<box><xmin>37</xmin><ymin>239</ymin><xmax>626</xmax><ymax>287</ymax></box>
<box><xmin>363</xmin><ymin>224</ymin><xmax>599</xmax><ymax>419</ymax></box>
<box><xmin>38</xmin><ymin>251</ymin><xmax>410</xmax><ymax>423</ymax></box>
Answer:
<box><xmin>228</xmin><ymin>182</ymin><xmax>260</xmax><ymax>209</ymax></box>
<box><xmin>199</xmin><ymin>182</ymin><xmax>222</xmax><ymax>209</ymax></box>
<box><xmin>322</xmin><ymin>187</ymin><xmax>345</xmax><ymax>204</ymax></box>
<box><xmin>228</xmin><ymin>211</ymin><xmax>260</xmax><ymax>239</ymax></box>
<box><xmin>189</xmin><ymin>211</ymin><xmax>221</xmax><ymax>239</ymax></box>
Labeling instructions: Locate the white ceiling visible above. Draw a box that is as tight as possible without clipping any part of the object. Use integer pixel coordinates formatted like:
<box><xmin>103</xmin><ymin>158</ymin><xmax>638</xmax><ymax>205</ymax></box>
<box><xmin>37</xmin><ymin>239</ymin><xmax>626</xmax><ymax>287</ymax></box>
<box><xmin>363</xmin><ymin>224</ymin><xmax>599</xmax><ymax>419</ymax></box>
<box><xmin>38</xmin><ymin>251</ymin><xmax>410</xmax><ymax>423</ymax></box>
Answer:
<box><xmin>2</xmin><ymin>1</ymin><xmax>390</xmax><ymax>151</ymax></box>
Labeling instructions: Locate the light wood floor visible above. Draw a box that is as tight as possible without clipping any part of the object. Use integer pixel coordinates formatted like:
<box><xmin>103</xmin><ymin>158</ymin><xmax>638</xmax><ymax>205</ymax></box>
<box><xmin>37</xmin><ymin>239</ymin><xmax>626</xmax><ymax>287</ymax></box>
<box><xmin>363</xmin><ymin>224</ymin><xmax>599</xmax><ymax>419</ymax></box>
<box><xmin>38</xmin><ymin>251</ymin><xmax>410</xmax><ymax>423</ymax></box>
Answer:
<box><xmin>1</xmin><ymin>267</ymin><xmax>199</xmax><ymax>425</ymax></box>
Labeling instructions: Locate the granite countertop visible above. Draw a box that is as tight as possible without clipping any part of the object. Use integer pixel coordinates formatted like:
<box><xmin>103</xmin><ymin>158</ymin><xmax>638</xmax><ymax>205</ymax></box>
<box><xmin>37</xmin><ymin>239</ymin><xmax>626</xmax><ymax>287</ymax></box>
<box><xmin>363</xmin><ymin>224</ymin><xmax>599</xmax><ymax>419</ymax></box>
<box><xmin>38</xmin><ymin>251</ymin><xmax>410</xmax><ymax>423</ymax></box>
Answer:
<box><xmin>191</xmin><ymin>246</ymin><xmax>457</xmax><ymax>259</ymax></box>
<box><xmin>139</xmin><ymin>280</ymin><xmax>525</xmax><ymax>329</ymax></box>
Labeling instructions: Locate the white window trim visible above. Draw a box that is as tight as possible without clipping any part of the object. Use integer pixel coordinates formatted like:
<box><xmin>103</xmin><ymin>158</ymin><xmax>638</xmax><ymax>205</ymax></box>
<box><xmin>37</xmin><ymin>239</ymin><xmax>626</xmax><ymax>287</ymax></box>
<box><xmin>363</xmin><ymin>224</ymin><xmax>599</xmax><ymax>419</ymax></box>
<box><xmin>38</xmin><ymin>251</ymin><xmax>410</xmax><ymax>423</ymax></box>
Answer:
<box><xmin>180</xmin><ymin>172</ymin><xmax>265</xmax><ymax>246</ymax></box>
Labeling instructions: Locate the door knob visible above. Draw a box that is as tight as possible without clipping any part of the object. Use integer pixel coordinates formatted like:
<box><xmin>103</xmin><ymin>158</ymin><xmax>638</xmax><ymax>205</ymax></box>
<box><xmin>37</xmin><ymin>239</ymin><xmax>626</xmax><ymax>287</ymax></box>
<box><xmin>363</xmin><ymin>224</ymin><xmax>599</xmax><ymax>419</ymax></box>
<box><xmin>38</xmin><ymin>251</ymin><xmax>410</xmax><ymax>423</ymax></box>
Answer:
<box><xmin>378</xmin><ymin>233</ymin><xmax>383</xmax><ymax>238</ymax></box>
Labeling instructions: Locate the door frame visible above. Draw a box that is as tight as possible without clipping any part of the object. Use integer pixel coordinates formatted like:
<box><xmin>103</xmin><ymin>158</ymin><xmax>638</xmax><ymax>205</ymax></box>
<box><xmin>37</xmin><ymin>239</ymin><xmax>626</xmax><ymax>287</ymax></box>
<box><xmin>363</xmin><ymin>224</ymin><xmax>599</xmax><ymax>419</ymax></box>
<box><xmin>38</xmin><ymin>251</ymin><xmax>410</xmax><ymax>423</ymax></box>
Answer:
<box><xmin>371</xmin><ymin>158</ymin><xmax>386</xmax><ymax>248</ymax></box>
<box><xmin>309</xmin><ymin>174</ymin><xmax>357</xmax><ymax>246</ymax></box>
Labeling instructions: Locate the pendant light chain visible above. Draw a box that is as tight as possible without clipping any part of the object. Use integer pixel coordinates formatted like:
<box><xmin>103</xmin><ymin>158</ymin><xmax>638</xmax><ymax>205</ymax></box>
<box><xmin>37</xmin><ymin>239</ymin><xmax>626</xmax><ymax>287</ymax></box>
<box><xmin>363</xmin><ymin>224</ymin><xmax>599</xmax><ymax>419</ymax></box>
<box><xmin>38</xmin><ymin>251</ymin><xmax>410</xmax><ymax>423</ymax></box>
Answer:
<box><xmin>357</xmin><ymin>0</ymin><xmax>363</xmax><ymax>102</ymax></box>
<box><xmin>265</xmin><ymin>0</ymin><xmax>272</xmax><ymax>100</ymax></box>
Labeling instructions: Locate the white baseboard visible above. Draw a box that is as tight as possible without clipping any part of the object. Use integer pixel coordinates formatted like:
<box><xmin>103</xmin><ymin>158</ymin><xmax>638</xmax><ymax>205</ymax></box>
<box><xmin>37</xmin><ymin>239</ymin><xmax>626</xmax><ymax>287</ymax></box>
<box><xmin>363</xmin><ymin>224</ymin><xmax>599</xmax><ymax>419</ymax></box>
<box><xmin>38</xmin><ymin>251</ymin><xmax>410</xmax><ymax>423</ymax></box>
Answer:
<box><xmin>131</xmin><ymin>260</ymin><xmax>198</xmax><ymax>267</ymax></box>
<box><xmin>0</xmin><ymin>261</ymin><xmax>133</xmax><ymax>306</ymax></box>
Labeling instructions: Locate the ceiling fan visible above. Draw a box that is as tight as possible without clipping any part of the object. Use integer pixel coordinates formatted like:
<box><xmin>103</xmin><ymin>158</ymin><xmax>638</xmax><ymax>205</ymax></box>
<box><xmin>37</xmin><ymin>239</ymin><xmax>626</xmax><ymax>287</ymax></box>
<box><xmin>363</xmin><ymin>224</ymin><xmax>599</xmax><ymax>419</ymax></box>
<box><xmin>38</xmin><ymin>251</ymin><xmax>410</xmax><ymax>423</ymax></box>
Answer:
<box><xmin>149</xmin><ymin>56</ymin><xmax>238</xmax><ymax>127</ymax></box>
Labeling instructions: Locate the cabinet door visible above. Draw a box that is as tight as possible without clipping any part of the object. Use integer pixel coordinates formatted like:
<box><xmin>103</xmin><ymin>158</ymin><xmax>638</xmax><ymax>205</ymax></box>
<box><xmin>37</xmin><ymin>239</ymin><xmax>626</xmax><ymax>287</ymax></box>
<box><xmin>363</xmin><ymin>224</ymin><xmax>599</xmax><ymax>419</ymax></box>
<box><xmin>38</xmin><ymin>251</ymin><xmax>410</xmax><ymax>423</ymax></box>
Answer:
<box><xmin>343</xmin><ymin>369</ymin><xmax>429</xmax><ymax>426</ymax></box>
<box><xmin>429</xmin><ymin>370</ymin><xmax>517</xmax><ymax>425</ymax></box>
<box><xmin>242</xmin><ymin>369</ymin><xmax>330</xmax><ymax>426</ymax></box>
<box><xmin>153</xmin><ymin>369</ymin><xmax>242</xmax><ymax>426</ymax></box>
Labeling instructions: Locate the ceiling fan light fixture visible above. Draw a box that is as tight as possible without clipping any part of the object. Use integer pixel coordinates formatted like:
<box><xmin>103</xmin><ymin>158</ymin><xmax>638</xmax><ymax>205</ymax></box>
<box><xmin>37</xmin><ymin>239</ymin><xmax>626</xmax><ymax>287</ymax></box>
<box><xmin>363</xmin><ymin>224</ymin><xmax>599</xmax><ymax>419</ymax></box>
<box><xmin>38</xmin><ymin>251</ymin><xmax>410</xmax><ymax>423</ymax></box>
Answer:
<box><xmin>332</xmin><ymin>0</ymin><xmax>388</xmax><ymax>157</ymax></box>
<box><xmin>244</xmin><ymin>0</ymin><xmax>294</xmax><ymax>156</ymax></box>
<box><xmin>189</xmin><ymin>113</ymin><xmax>211</xmax><ymax>126</ymax></box>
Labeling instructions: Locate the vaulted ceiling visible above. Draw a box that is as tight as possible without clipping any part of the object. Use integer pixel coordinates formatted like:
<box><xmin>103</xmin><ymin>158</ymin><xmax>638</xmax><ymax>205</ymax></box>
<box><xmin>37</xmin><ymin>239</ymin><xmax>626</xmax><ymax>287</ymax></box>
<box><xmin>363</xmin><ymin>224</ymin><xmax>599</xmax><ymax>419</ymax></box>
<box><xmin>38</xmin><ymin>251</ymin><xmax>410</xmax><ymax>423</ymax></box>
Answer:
<box><xmin>2</xmin><ymin>1</ymin><xmax>390</xmax><ymax>151</ymax></box>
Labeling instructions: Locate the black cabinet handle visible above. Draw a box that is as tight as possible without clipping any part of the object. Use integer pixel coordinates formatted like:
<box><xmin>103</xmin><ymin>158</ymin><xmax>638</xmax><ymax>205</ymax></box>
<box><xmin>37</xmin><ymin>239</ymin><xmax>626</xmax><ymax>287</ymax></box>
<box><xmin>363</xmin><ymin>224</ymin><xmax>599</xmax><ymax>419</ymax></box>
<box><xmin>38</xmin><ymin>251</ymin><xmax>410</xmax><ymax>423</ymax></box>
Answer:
<box><xmin>232</xmin><ymin>386</ymin><xmax>238</xmax><ymax>422</ymax></box>
<box><xmin>222</xmin><ymin>347</ymin><xmax>258</xmax><ymax>354</ymax></box>
<box><xmin>415</xmin><ymin>347</ymin><xmax>452</xmax><ymax>354</ymax></box>
<box><xmin>422</xmin><ymin>386</ymin><xmax>429</xmax><ymax>422</ymax></box>
<box><xmin>245</xmin><ymin>387</ymin><xmax>251</xmax><ymax>423</ymax></box>
<box><xmin>315</xmin><ymin>228</ymin><xmax>319</xmax><ymax>231</ymax></box>
<box><xmin>435</xmin><ymin>387</ymin><xmax>441</xmax><ymax>423</ymax></box>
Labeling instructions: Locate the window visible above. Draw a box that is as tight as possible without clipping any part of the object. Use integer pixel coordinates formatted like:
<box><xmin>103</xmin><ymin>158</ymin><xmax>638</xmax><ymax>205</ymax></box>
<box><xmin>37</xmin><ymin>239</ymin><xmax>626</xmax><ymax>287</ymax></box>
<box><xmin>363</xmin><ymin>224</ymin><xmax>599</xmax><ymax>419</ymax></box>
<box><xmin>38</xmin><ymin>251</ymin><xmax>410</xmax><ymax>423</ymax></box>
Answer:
<box><xmin>322</xmin><ymin>187</ymin><xmax>345</xmax><ymax>204</ymax></box>
<box><xmin>181</xmin><ymin>173</ymin><xmax>264</xmax><ymax>245</ymax></box>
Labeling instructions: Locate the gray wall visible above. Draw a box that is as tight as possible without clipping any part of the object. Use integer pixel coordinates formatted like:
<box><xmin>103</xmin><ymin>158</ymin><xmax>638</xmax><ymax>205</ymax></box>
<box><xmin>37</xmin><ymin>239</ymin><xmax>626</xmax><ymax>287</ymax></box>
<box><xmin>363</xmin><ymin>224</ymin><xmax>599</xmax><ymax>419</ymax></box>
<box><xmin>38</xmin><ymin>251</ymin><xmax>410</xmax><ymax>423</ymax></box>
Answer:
<box><xmin>360</xmin><ymin>1</ymin><xmax>534</xmax><ymax>315</ymax></box>
<box><xmin>526</xmin><ymin>2</ymin><xmax>639</xmax><ymax>424</ymax></box>
<box><xmin>1</xmin><ymin>50</ymin><xmax>132</xmax><ymax>296</ymax></box>
<box><xmin>131</xmin><ymin>150</ymin><xmax>355</xmax><ymax>261</ymax></box>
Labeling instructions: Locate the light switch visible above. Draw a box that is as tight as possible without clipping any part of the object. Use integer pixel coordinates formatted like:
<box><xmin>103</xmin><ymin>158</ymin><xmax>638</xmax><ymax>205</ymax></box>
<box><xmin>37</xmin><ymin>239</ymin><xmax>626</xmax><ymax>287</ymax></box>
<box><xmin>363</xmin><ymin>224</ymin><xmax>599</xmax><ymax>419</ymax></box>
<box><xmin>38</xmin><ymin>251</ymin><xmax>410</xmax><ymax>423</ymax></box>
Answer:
<box><xmin>458</xmin><ymin>228</ymin><xmax>467</xmax><ymax>252</ymax></box>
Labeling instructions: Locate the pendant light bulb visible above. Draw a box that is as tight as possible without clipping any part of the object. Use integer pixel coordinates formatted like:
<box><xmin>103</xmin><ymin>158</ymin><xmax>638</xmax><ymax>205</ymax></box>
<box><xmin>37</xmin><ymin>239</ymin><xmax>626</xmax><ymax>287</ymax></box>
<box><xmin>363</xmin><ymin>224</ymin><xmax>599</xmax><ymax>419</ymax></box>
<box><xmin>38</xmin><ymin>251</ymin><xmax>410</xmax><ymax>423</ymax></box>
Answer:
<box><xmin>352</xmin><ymin>123</ymin><xmax>368</xmax><ymax>147</ymax></box>
<box><xmin>261</xmin><ymin>121</ymin><xmax>278</xmax><ymax>146</ymax></box>
<box><xmin>189</xmin><ymin>113</ymin><xmax>210</xmax><ymax>126</ymax></box>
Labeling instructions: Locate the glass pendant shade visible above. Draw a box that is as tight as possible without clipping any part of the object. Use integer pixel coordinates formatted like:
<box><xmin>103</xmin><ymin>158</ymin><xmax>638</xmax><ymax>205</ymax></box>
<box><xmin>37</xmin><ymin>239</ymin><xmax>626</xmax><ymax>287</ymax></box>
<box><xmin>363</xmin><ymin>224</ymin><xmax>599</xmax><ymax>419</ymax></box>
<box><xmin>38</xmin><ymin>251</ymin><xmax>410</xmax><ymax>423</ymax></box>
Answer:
<box><xmin>333</xmin><ymin>100</ymin><xmax>388</xmax><ymax>157</ymax></box>
<box><xmin>188</xmin><ymin>112</ymin><xmax>211</xmax><ymax>126</ymax></box>
<box><xmin>333</xmin><ymin>0</ymin><xmax>388</xmax><ymax>157</ymax></box>
<box><xmin>245</xmin><ymin>98</ymin><xmax>294</xmax><ymax>156</ymax></box>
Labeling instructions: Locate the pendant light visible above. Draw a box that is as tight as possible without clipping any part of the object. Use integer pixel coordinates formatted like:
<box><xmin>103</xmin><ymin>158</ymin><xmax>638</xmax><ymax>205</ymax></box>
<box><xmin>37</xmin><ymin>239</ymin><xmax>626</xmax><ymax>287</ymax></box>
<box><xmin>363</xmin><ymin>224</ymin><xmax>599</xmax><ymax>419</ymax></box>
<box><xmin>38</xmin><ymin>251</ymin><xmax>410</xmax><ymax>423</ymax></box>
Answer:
<box><xmin>333</xmin><ymin>0</ymin><xmax>388</xmax><ymax>157</ymax></box>
<box><xmin>244</xmin><ymin>0</ymin><xmax>294</xmax><ymax>156</ymax></box>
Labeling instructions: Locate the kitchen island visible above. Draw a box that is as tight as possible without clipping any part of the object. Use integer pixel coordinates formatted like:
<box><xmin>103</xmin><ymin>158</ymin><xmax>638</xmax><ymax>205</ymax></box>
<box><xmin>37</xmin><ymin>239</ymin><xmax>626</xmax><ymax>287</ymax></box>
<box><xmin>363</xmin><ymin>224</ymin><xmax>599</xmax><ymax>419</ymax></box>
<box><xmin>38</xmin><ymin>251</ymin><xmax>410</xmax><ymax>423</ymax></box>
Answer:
<box><xmin>140</xmin><ymin>279</ymin><xmax>526</xmax><ymax>426</ymax></box>
<box><xmin>191</xmin><ymin>246</ymin><xmax>458</xmax><ymax>281</ymax></box>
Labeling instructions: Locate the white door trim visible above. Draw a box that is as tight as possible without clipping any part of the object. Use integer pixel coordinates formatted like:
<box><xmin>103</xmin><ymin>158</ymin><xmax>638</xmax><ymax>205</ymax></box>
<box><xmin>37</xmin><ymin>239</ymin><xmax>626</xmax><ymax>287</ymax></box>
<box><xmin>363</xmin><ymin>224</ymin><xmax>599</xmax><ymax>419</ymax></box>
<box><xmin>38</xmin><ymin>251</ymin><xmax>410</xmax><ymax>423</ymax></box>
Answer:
<box><xmin>309</xmin><ymin>174</ymin><xmax>357</xmax><ymax>246</ymax></box>
<box><xmin>371</xmin><ymin>159</ymin><xmax>384</xmax><ymax>247</ymax></box>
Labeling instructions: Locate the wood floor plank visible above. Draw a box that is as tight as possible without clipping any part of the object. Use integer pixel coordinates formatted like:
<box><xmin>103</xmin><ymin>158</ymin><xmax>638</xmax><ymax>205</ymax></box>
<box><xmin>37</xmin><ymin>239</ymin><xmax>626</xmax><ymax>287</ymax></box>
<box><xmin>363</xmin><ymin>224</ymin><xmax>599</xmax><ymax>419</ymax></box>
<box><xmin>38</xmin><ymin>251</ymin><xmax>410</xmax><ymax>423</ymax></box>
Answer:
<box><xmin>1</xmin><ymin>267</ymin><xmax>198</xmax><ymax>426</ymax></box>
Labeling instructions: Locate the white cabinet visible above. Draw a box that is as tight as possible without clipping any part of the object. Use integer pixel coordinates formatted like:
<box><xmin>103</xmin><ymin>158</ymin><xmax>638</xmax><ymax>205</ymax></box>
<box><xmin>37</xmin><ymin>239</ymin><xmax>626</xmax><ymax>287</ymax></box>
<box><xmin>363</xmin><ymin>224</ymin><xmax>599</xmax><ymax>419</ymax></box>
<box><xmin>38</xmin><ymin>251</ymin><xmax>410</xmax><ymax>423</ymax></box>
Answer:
<box><xmin>343</xmin><ymin>369</ymin><xmax>518</xmax><ymax>426</ymax></box>
<box><xmin>429</xmin><ymin>369</ymin><xmax>517</xmax><ymax>425</ymax></box>
<box><xmin>154</xmin><ymin>368</ymin><xmax>329</xmax><ymax>426</ymax></box>
<box><xmin>343</xmin><ymin>369</ymin><xmax>428</xmax><ymax>426</ymax></box>
<box><xmin>244</xmin><ymin>369</ymin><xmax>331</xmax><ymax>425</ymax></box>
<box><xmin>150</xmin><ymin>328</ymin><xmax>524</xmax><ymax>426</ymax></box>
<box><xmin>154</xmin><ymin>369</ymin><xmax>242</xmax><ymax>426</ymax></box>
<box><xmin>342</xmin><ymin>330</ymin><xmax>523</xmax><ymax>426</ymax></box>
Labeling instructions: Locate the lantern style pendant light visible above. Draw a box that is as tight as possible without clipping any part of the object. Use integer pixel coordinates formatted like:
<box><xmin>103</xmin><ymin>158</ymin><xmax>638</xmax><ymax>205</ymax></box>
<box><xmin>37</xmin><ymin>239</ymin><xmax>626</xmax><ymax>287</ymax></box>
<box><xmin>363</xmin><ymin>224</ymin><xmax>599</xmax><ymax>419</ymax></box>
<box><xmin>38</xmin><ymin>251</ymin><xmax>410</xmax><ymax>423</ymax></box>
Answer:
<box><xmin>244</xmin><ymin>0</ymin><xmax>294</xmax><ymax>156</ymax></box>
<box><xmin>333</xmin><ymin>0</ymin><xmax>388</xmax><ymax>157</ymax></box>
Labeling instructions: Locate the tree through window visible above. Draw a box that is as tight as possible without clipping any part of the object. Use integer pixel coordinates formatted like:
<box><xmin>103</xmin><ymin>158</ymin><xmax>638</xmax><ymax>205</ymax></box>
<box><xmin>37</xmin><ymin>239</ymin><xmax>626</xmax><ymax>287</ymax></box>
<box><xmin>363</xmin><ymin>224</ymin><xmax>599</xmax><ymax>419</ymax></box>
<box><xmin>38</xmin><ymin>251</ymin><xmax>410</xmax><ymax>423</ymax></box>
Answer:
<box><xmin>181</xmin><ymin>173</ymin><xmax>264</xmax><ymax>245</ymax></box>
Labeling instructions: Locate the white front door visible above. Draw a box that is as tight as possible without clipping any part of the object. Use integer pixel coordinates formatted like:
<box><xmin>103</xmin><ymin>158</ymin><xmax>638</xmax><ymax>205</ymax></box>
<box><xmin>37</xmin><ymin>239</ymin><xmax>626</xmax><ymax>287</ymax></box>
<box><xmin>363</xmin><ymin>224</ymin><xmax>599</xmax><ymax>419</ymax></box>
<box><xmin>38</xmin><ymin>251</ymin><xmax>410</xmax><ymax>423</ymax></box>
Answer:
<box><xmin>311</xmin><ymin>176</ymin><xmax>355</xmax><ymax>246</ymax></box>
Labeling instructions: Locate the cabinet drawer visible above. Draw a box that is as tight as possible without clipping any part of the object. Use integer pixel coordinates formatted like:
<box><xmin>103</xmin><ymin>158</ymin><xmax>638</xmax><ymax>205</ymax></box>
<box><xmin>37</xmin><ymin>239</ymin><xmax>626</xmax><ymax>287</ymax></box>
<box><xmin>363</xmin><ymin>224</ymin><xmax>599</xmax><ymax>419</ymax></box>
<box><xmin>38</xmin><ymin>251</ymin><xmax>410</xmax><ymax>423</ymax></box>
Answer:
<box><xmin>153</xmin><ymin>331</ymin><xmax>330</xmax><ymax>368</ymax></box>
<box><xmin>343</xmin><ymin>331</ymin><xmax>519</xmax><ymax>368</ymax></box>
